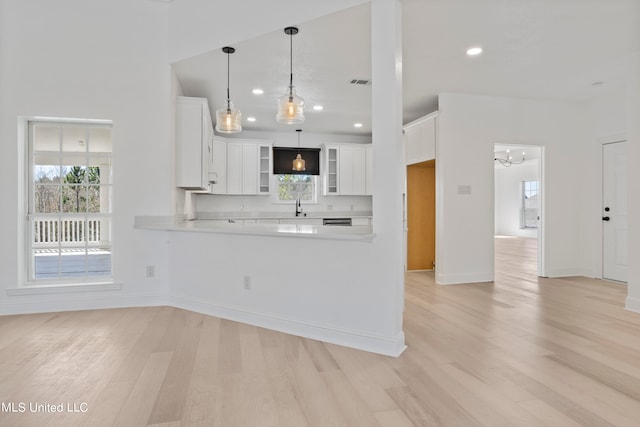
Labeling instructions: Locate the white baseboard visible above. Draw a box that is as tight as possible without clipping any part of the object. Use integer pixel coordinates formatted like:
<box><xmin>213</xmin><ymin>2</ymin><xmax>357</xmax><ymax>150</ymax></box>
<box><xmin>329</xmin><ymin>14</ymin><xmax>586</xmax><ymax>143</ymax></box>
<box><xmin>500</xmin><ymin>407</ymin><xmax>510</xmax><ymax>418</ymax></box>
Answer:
<box><xmin>435</xmin><ymin>271</ymin><xmax>493</xmax><ymax>285</ymax></box>
<box><xmin>170</xmin><ymin>293</ymin><xmax>406</xmax><ymax>357</ymax></box>
<box><xmin>543</xmin><ymin>268</ymin><xmax>584</xmax><ymax>278</ymax></box>
<box><xmin>626</xmin><ymin>296</ymin><xmax>640</xmax><ymax>314</ymax></box>
<box><xmin>1</xmin><ymin>288</ymin><xmax>407</xmax><ymax>357</ymax></box>
<box><xmin>0</xmin><ymin>293</ymin><xmax>168</xmax><ymax>316</ymax></box>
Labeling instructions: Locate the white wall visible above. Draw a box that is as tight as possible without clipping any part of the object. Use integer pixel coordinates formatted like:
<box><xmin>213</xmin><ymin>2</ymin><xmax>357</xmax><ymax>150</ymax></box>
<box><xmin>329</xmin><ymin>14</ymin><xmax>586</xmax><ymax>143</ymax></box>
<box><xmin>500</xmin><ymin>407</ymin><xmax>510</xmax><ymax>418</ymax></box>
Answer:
<box><xmin>436</xmin><ymin>93</ymin><xmax>588</xmax><ymax>284</ymax></box>
<box><xmin>0</xmin><ymin>0</ymin><xmax>173</xmax><ymax>313</ymax></box>
<box><xmin>494</xmin><ymin>161</ymin><xmax>538</xmax><ymax>238</ymax></box>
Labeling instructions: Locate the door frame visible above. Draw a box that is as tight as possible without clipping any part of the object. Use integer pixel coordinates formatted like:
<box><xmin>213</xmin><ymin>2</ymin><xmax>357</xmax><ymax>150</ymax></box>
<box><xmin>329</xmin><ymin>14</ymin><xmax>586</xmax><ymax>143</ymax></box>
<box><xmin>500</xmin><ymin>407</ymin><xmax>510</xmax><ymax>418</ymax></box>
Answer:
<box><xmin>601</xmin><ymin>137</ymin><xmax>628</xmax><ymax>282</ymax></box>
<box><xmin>493</xmin><ymin>143</ymin><xmax>546</xmax><ymax>277</ymax></box>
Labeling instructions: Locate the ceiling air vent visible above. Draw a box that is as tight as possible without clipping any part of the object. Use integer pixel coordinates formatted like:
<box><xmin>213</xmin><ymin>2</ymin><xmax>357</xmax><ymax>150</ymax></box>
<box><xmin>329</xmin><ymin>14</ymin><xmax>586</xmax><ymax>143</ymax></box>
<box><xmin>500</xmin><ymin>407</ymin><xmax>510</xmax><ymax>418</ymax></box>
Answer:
<box><xmin>350</xmin><ymin>79</ymin><xmax>371</xmax><ymax>85</ymax></box>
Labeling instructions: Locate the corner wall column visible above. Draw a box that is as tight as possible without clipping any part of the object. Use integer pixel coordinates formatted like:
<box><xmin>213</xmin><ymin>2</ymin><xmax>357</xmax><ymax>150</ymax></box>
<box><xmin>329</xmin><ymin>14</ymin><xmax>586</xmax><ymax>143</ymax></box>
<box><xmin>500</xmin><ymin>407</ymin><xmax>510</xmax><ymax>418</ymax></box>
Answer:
<box><xmin>371</xmin><ymin>0</ymin><xmax>406</xmax><ymax>344</ymax></box>
<box><xmin>626</xmin><ymin>52</ymin><xmax>640</xmax><ymax>312</ymax></box>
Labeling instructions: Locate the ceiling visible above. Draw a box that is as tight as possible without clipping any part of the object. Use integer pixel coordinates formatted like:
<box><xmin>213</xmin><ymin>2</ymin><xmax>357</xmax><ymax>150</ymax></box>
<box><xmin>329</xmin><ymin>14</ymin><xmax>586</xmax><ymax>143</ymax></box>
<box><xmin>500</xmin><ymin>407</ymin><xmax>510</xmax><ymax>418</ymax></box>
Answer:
<box><xmin>172</xmin><ymin>0</ymin><xmax>640</xmax><ymax>136</ymax></box>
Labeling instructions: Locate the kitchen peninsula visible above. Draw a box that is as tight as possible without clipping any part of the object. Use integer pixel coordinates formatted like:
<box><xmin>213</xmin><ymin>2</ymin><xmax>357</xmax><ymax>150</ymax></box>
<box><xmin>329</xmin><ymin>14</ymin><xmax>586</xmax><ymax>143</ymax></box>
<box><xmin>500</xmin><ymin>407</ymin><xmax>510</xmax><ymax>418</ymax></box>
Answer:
<box><xmin>134</xmin><ymin>211</ymin><xmax>374</xmax><ymax>241</ymax></box>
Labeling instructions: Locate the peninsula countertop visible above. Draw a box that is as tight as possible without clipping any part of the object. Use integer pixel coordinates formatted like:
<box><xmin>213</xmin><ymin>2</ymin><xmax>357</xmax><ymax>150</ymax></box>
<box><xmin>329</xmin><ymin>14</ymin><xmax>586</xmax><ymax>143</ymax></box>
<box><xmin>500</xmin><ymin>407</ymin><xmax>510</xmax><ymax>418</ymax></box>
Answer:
<box><xmin>134</xmin><ymin>215</ymin><xmax>375</xmax><ymax>241</ymax></box>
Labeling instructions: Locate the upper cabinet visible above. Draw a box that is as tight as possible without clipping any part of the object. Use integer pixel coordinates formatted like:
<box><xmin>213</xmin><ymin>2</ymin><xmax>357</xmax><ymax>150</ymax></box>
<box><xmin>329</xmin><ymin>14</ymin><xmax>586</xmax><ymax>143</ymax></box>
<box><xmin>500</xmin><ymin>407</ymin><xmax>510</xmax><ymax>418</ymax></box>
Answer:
<box><xmin>175</xmin><ymin>96</ymin><xmax>213</xmax><ymax>190</ymax></box>
<box><xmin>174</xmin><ymin>96</ymin><xmax>272</xmax><ymax>195</ymax></box>
<box><xmin>404</xmin><ymin>111</ymin><xmax>437</xmax><ymax>165</ymax></box>
<box><xmin>217</xmin><ymin>139</ymin><xmax>272</xmax><ymax>195</ymax></box>
<box><xmin>322</xmin><ymin>143</ymin><xmax>372</xmax><ymax>196</ymax></box>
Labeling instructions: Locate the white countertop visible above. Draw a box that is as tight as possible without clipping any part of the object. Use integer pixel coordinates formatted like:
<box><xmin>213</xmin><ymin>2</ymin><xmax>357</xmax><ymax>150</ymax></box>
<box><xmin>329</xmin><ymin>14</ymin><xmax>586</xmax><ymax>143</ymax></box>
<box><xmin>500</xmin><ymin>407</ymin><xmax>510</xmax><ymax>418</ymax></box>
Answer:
<box><xmin>134</xmin><ymin>216</ymin><xmax>375</xmax><ymax>241</ymax></box>
<box><xmin>195</xmin><ymin>210</ymin><xmax>373</xmax><ymax>220</ymax></box>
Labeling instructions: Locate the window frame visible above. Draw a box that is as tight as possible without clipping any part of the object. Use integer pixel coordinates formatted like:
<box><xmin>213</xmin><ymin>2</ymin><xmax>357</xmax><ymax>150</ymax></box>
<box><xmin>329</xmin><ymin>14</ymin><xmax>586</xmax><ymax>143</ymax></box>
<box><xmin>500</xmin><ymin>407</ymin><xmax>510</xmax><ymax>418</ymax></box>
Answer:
<box><xmin>25</xmin><ymin>118</ymin><xmax>114</xmax><ymax>285</ymax></box>
<box><xmin>271</xmin><ymin>174</ymin><xmax>319</xmax><ymax>205</ymax></box>
<box><xmin>521</xmin><ymin>180</ymin><xmax>538</xmax><ymax>230</ymax></box>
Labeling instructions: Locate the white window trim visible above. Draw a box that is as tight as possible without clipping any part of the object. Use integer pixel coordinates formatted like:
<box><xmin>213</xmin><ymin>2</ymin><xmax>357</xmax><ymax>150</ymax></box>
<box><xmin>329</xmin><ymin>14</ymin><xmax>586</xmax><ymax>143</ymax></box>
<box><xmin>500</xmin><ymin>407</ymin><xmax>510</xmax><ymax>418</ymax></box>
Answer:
<box><xmin>270</xmin><ymin>174</ymin><xmax>320</xmax><ymax>205</ymax></box>
<box><xmin>23</xmin><ymin>117</ymin><xmax>115</xmax><ymax>287</ymax></box>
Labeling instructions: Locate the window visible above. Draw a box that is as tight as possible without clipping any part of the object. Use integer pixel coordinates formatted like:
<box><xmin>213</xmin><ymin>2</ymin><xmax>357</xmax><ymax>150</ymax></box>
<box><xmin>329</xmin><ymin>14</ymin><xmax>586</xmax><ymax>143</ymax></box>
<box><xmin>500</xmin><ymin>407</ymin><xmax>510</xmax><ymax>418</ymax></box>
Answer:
<box><xmin>521</xmin><ymin>180</ymin><xmax>538</xmax><ymax>229</ymax></box>
<box><xmin>276</xmin><ymin>174</ymin><xmax>317</xmax><ymax>203</ymax></box>
<box><xmin>27</xmin><ymin>120</ymin><xmax>113</xmax><ymax>283</ymax></box>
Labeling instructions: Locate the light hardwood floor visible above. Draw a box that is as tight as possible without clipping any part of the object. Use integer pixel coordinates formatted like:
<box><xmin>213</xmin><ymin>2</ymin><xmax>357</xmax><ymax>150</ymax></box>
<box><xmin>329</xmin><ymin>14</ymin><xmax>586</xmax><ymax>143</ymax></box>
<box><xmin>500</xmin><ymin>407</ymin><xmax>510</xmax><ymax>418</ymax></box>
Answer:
<box><xmin>2</xmin><ymin>237</ymin><xmax>640</xmax><ymax>426</ymax></box>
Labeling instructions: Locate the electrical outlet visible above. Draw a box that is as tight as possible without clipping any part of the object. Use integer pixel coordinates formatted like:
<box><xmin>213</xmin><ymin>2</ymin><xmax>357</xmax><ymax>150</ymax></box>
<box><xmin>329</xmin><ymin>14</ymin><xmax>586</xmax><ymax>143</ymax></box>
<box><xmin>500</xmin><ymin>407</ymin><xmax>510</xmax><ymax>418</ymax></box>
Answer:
<box><xmin>243</xmin><ymin>276</ymin><xmax>251</xmax><ymax>290</ymax></box>
<box><xmin>146</xmin><ymin>265</ymin><xmax>155</xmax><ymax>278</ymax></box>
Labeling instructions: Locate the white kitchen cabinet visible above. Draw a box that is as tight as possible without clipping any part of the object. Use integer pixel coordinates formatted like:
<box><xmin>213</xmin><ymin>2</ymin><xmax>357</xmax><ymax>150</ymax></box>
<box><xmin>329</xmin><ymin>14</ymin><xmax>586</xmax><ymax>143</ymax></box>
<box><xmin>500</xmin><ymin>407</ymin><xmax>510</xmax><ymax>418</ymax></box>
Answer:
<box><xmin>208</xmin><ymin>137</ymin><xmax>227</xmax><ymax>194</ymax></box>
<box><xmin>226</xmin><ymin>143</ymin><xmax>244</xmax><ymax>194</ymax></box>
<box><xmin>365</xmin><ymin>144</ymin><xmax>373</xmax><ymax>195</ymax></box>
<box><xmin>404</xmin><ymin>111</ymin><xmax>437</xmax><ymax>165</ymax></box>
<box><xmin>242</xmin><ymin>143</ymin><xmax>258</xmax><ymax>194</ymax></box>
<box><xmin>175</xmin><ymin>96</ymin><xmax>213</xmax><ymax>190</ymax></box>
<box><xmin>325</xmin><ymin>146</ymin><xmax>338</xmax><ymax>194</ymax></box>
<box><xmin>323</xmin><ymin>143</ymin><xmax>371</xmax><ymax>196</ymax></box>
<box><xmin>226</xmin><ymin>139</ymin><xmax>272</xmax><ymax>195</ymax></box>
<box><xmin>258</xmin><ymin>145</ymin><xmax>271</xmax><ymax>193</ymax></box>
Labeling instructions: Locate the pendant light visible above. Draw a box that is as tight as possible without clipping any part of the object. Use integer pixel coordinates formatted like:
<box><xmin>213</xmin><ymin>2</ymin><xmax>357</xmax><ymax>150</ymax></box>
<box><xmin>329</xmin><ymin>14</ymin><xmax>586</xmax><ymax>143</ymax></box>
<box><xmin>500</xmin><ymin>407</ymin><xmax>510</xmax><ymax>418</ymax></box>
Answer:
<box><xmin>292</xmin><ymin>129</ymin><xmax>306</xmax><ymax>172</ymax></box>
<box><xmin>215</xmin><ymin>46</ymin><xmax>242</xmax><ymax>133</ymax></box>
<box><xmin>276</xmin><ymin>27</ymin><xmax>305</xmax><ymax>124</ymax></box>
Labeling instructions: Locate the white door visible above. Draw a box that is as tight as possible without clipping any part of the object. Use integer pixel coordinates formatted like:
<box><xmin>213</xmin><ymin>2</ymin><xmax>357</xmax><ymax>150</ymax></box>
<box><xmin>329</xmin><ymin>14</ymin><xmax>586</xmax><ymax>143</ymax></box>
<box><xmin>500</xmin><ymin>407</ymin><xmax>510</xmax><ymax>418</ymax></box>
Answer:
<box><xmin>603</xmin><ymin>141</ymin><xmax>628</xmax><ymax>282</ymax></box>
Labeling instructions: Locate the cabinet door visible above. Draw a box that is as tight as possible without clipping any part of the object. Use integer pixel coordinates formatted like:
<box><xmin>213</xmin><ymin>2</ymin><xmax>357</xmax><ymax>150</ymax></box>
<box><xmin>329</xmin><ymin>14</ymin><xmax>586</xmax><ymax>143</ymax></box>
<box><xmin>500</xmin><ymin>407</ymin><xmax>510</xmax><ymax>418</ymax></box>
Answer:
<box><xmin>209</xmin><ymin>138</ymin><xmax>227</xmax><ymax>194</ymax></box>
<box><xmin>258</xmin><ymin>144</ymin><xmax>271</xmax><ymax>194</ymax></box>
<box><xmin>351</xmin><ymin>145</ymin><xmax>367</xmax><ymax>195</ymax></box>
<box><xmin>227</xmin><ymin>143</ymin><xmax>243</xmax><ymax>195</ymax></box>
<box><xmin>176</xmin><ymin>99</ymin><xmax>205</xmax><ymax>189</ymax></box>
<box><xmin>338</xmin><ymin>145</ymin><xmax>367</xmax><ymax>196</ymax></box>
<box><xmin>404</xmin><ymin>116</ymin><xmax>436</xmax><ymax>165</ymax></box>
<box><xmin>338</xmin><ymin>146</ymin><xmax>354</xmax><ymax>195</ymax></box>
<box><xmin>324</xmin><ymin>147</ymin><xmax>338</xmax><ymax>194</ymax></box>
<box><xmin>202</xmin><ymin>110</ymin><xmax>212</xmax><ymax>184</ymax></box>
<box><xmin>365</xmin><ymin>144</ymin><xmax>373</xmax><ymax>195</ymax></box>
<box><xmin>242</xmin><ymin>143</ymin><xmax>258</xmax><ymax>194</ymax></box>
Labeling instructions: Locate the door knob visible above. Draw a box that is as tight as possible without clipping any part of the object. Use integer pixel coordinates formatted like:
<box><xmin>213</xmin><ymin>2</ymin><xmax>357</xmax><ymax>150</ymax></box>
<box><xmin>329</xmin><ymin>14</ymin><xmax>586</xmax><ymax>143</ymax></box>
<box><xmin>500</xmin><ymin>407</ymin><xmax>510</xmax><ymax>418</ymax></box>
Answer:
<box><xmin>602</xmin><ymin>216</ymin><xmax>610</xmax><ymax>221</ymax></box>
<box><xmin>604</xmin><ymin>207</ymin><xmax>610</xmax><ymax>212</ymax></box>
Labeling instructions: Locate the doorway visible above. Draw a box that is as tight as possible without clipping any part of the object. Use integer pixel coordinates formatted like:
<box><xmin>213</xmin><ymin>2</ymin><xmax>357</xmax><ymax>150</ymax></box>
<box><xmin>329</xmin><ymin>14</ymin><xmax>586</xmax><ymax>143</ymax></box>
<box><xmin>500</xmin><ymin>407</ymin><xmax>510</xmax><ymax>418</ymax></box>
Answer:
<box><xmin>602</xmin><ymin>141</ymin><xmax>628</xmax><ymax>282</ymax></box>
<box><xmin>406</xmin><ymin>160</ymin><xmax>435</xmax><ymax>270</ymax></box>
<box><xmin>494</xmin><ymin>144</ymin><xmax>544</xmax><ymax>277</ymax></box>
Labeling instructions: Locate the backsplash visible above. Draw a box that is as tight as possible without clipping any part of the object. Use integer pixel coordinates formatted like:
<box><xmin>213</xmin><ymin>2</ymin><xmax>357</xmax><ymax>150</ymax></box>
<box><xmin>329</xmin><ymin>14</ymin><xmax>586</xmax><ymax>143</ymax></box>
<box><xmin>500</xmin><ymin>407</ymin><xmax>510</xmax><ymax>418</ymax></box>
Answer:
<box><xmin>195</xmin><ymin>193</ymin><xmax>372</xmax><ymax>216</ymax></box>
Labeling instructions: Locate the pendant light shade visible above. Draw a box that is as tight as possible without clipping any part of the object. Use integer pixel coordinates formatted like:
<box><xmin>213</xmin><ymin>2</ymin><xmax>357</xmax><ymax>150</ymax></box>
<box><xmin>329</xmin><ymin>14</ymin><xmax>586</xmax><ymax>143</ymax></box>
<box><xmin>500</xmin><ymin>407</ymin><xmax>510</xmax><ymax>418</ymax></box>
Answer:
<box><xmin>215</xmin><ymin>46</ymin><xmax>242</xmax><ymax>133</ymax></box>
<box><xmin>276</xmin><ymin>27</ymin><xmax>305</xmax><ymax>124</ymax></box>
<box><xmin>292</xmin><ymin>129</ymin><xmax>306</xmax><ymax>172</ymax></box>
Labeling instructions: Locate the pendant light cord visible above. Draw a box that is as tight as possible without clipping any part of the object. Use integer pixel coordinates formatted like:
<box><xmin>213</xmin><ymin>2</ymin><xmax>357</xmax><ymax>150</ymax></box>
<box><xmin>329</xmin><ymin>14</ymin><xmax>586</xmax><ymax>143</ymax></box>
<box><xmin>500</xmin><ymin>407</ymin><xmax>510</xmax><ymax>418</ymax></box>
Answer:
<box><xmin>289</xmin><ymin>31</ymin><xmax>294</xmax><ymax>98</ymax></box>
<box><xmin>226</xmin><ymin>51</ymin><xmax>231</xmax><ymax>111</ymax></box>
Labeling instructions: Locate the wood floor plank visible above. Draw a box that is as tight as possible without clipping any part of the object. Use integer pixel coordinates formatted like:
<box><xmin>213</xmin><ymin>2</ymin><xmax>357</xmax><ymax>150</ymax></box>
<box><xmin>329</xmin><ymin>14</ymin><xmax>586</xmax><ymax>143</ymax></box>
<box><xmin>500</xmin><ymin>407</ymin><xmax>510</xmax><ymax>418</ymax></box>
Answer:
<box><xmin>147</xmin><ymin>325</ymin><xmax>201</xmax><ymax>424</ymax></box>
<box><xmin>373</xmin><ymin>408</ymin><xmax>416</xmax><ymax>427</ymax></box>
<box><xmin>113</xmin><ymin>351</ymin><xmax>174</xmax><ymax>427</ymax></box>
<box><xmin>180</xmin><ymin>315</ymin><xmax>221</xmax><ymax>426</ymax></box>
<box><xmin>262</xmin><ymin>345</ymin><xmax>312</xmax><ymax>427</ymax></box>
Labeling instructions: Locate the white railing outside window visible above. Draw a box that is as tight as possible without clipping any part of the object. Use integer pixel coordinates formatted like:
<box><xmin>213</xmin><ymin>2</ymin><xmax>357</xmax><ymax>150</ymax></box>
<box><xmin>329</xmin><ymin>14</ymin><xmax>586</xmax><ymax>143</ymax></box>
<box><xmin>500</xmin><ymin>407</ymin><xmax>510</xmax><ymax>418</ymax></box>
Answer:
<box><xmin>33</xmin><ymin>216</ymin><xmax>107</xmax><ymax>247</ymax></box>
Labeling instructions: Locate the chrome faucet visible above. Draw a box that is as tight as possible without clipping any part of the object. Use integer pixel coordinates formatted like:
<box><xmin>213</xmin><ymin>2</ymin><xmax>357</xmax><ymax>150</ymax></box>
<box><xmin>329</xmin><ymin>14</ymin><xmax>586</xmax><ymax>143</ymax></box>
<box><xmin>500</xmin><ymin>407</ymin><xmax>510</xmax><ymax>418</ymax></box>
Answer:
<box><xmin>295</xmin><ymin>198</ymin><xmax>302</xmax><ymax>217</ymax></box>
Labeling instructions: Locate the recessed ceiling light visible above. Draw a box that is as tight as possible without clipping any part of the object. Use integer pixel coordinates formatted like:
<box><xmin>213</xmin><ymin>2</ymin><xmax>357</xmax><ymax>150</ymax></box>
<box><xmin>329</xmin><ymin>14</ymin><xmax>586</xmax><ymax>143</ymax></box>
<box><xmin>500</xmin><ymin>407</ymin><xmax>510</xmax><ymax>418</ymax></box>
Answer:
<box><xmin>466</xmin><ymin>47</ymin><xmax>483</xmax><ymax>56</ymax></box>
<box><xmin>313</xmin><ymin>105</ymin><xmax>323</xmax><ymax>111</ymax></box>
<box><xmin>354</xmin><ymin>123</ymin><xmax>363</xmax><ymax>128</ymax></box>
<box><xmin>252</xmin><ymin>89</ymin><xmax>264</xmax><ymax>95</ymax></box>
<box><xmin>247</xmin><ymin>117</ymin><xmax>256</xmax><ymax>122</ymax></box>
